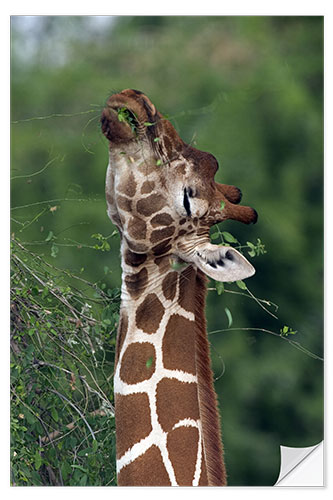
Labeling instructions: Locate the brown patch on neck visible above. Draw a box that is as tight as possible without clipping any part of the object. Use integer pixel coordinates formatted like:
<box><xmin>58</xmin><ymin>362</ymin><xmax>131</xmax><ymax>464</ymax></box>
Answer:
<box><xmin>124</xmin><ymin>267</ymin><xmax>148</xmax><ymax>298</ymax></box>
<box><xmin>127</xmin><ymin>216</ymin><xmax>147</xmax><ymax>240</ymax></box>
<box><xmin>141</xmin><ymin>180</ymin><xmax>155</xmax><ymax>194</ymax></box>
<box><xmin>152</xmin><ymin>238</ymin><xmax>172</xmax><ymax>257</ymax></box>
<box><xmin>162</xmin><ymin>314</ymin><xmax>196</xmax><ymax>375</ymax></box>
<box><xmin>150</xmin><ymin>212</ymin><xmax>174</xmax><ymax>227</ymax></box>
<box><xmin>161</xmin><ymin>271</ymin><xmax>178</xmax><ymax>300</ymax></box>
<box><xmin>116</xmin><ymin>392</ymin><xmax>152</xmax><ymax>459</ymax></box>
<box><xmin>124</xmin><ymin>249</ymin><xmax>147</xmax><ymax>267</ymax></box>
<box><xmin>125</xmin><ymin>238</ymin><xmax>149</xmax><ymax>253</ymax></box>
<box><xmin>178</xmin><ymin>266</ymin><xmax>197</xmax><ymax>313</ymax></box>
<box><xmin>117</xmin><ymin>195</ymin><xmax>132</xmax><ymax>213</ymax></box>
<box><xmin>154</xmin><ymin>255</ymin><xmax>172</xmax><ymax>273</ymax></box>
<box><xmin>137</xmin><ymin>193</ymin><xmax>166</xmax><ymax>217</ymax></box>
<box><xmin>135</xmin><ymin>293</ymin><xmax>165</xmax><ymax>333</ymax></box>
<box><xmin>150</xmin><ymin>226</ymin><xmax>175</xmax><ymax>244</ymax></box>
<box><xmin>118</xmin><ymin>445</ymin><xmax>171</xmax><ymax>486</ymax></box>
<box><xmin>120</xmin><ymin>342</ymin><xmax>155</xmax><ymax>384</ymax></box>
<box><xmin>167</xmin><ymin>426</ymin><xmax>199</xmax><ymax>486</ymax></box>
<box><xmin>118</xmin><ymin>171</ymin><xmax>137</xmax><ymax>198</ymax></box>
<box><xmin>156</xmin><ymin>378</ymin><xmax>200</xmax><ymax>433</ymax></box>
<box><xmin>194</xmin><ymin>270</ymin><xmax>227</xmax><ymax>486</ymax></box>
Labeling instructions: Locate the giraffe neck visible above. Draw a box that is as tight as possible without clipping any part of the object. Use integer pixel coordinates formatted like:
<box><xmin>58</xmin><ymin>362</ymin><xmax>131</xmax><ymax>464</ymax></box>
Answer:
<box><xmin>114</xmin><ymin>246</ymin><xmax>226</xmax><ymax>486</ymax></box>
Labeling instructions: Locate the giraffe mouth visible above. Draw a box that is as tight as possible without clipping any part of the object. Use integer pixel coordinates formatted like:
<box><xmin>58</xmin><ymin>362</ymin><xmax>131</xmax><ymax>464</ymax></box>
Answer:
<box><xmin>116</xmin><ymin>107</ymin><xmax>140</xmax><ymax>135</ymax></box>
<box><xmin>101</xmin><ymin>89</ymin><xmax>160</xmax><ymax>144</ymax></box>
<box><xmin>193</xmin><ymin>243</ymin><xmax>255</xmax><ymax>282</ymax></box>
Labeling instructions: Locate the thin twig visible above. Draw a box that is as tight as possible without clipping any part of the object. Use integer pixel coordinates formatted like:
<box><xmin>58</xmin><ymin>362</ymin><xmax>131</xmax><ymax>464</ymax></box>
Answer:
<box><xmin>11</xmin><ymin>197</ymin><xmax>102</xmax><ymax>211</ymax></box>
<box><xmin>12</xmin><ymin>253</ymin><xmax>98</xmax><ymax>324</ymax></box>
<box><xmin>11</xmin><ymin>156</ymin><xmax>60</xmax><ymax>180</ymax></box>
<box><xmin>209</xmin><ymin>327</ymin><xmax>323</xmax><ymax>361</ymax></box>
<box><xmin>48</xmin><ymin>388</ymin><xmax>96</xmax><ymax>440</ymax></box>
<box><xmin>11</xmin><ymin>108</ymin><xmax>98</xmax><ymax>124</ymax></box>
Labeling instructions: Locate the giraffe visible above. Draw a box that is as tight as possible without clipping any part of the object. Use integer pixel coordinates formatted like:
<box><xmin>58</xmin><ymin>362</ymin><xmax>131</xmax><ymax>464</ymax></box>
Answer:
<box><xmin>101</xmin><ymin>89</ymin><xmax>257</xmax><ymax>486</ymax></box>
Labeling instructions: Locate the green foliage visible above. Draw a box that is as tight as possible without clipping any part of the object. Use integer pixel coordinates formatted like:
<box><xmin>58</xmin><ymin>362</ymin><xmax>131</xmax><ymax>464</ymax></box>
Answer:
<box><xmin>246</xmin><ymin>238</ymin><xmax>266</xmax><ymax>257</ymax></box>
<box><xmin>280</xmin><ymin>325</ymin><xmax>298</xmax><ymax>337</ymax></box>
<box><xmin>10</xmin><ymin>239</ymin><xmax>119</xmax><ymax>486</ymax></box>
<box><xmin>224</xmin><ymin>307</ymin><xmax>233</xmax><ymax>328</ymax></box>
<box><xmin>117</xmin><ymin>107</ymin><xmax>138</xmax><ymax>134</ymax></box>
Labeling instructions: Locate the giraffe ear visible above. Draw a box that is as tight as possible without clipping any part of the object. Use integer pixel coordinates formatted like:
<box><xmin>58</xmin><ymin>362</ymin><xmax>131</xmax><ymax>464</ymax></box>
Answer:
<box><xmin>194</xmin><ymin>244</ymin><xmax>255</xmax><ymax>282</ymax></box>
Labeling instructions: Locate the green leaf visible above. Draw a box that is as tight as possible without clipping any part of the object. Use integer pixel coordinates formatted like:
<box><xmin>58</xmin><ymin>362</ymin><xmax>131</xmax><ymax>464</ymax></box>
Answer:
<box><xmin>60</xmin><ymin>462</ymin><xmax>72</xmax><ymax>481</ymax></box>
<box><xmin>146</xmin><ymin>356</ymin><xmax>153</xmax><ymax>369</ymax></box>
<box><xmin>216</xmin><ymin>281</ymin><xmax>224</xmax><ymax>295</ymax></box>
<box><xmin>92</xmin><ymin>439</ymin><xmax>98</xmax><ymax>453</ymax></box>
<box><xmin>71</xmin><ymin>464</ymin><xmax>88</xmax><ymax>473</ymax></box>
<box><xmin>144</xmin><ymin>121</ymin><xmax>154</xmax><ymax>126</ymax></box>
<box><xmin>80</xmin><ymin>474</ymin><xmax>88</xmax><ymax>486</ymax></box>
<box><xmin>210</xmin><ymin>232</ymin><xmax>220</xmax><ymax>240</ymax></box>
<box><xmin>34</xmin><ymin>450</ymin><xmax>42</xmax><ymax>471</ymax></box>
<box><xmin>170</xmin><ymin>259</ymin><xmax>188</xmax><ymax>271</ymax></box>
<box><xmin>225</xmin><ymin>307</ymin><xmax>233</xmax><ymax>327</ymax></box>
<box><xmin>45</xmin><ymin>230</ymin><xmax>54</xmax><ymax>242</ymax></box>
<box><xmin>50</xmin><ymin>243</ymin><xmax>59</xmax><ymax>258</ymax></box>
<box><xmin>220</xmin><ymin>200</ymin><xmax>225</xmax><ymax>211</ymax></box>
<box><xmin>221</xmin><ymin>231</ymin><xmax>238</xmax><ymax>243</ymax></box>
<box><xmin>236</xmin><ymin>280</ymin><xmax>247</xmax><ymax>290</ymax></box>
<box><xmin>25</xmin><ymin>410</ymin><xmax>37</xmax><ymax>425</ymax></box>
<box><xmin>156</xmin><ymin>159</ymin><xmax>162</xmax><ymax>166</ymax></box>
<box><xmin>154</xmin><ymin>137</ymin><xmax>160</xmax><ymax>142</ymax></box>
<box><xmin>51</xmin><ymin>407</ymin><xmax>59</xmax><ymax>422</ymax></box>
<box><xmin>78</xmin><ymin>447</ymin><xmax>91</xmax><ymax>457</ymax></box>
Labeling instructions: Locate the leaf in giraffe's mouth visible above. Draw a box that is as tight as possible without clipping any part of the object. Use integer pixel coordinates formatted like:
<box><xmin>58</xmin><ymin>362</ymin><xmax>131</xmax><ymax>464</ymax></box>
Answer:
<box><xmin>117</xmin><ymin>107</ymin><xmax>139</xmax><ymax>134</ymax></box>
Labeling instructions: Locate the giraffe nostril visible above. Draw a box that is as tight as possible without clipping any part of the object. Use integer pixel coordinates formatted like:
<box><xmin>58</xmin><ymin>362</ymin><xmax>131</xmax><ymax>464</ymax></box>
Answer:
<box><xmin>187</xmin><ymin>187</ymin><xmax>199</xmax><ymax>198</ymax></box>
<box><xmin>225</xmin><ymin>250</ymin><xmax>234</xmax><ymax>261</ymax></box>
<box><xmin>183</xmin><ymin>188</ymin><xmax>192</xmax><ymax>217</ymax></box>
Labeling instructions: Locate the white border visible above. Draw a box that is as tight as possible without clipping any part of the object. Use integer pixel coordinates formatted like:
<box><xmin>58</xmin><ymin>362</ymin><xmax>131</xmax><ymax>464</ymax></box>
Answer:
<box><xmin>1</xmin><ymin>0</ymin><xmax>332</xmax><ymax>15</ymax></box>
<box><xmin>3</xmin><ymin>3</ymin><xmax>332</xmax><ymax>498</ymax></box>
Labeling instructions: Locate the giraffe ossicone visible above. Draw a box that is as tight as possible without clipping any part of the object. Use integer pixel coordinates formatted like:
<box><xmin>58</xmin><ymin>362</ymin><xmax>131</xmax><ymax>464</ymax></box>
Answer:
<box><xmin>101</xmin><ymin>89</ymin><xmax>258</xmax><ymax>486</ymax></box>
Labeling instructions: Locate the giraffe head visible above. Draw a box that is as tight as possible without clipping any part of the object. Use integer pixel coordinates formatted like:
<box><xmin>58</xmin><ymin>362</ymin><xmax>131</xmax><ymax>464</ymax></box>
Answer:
<box><xmin>101</xmin><ymin>89</ymin><xmax>257</xmax><ymax>283</ymax></box>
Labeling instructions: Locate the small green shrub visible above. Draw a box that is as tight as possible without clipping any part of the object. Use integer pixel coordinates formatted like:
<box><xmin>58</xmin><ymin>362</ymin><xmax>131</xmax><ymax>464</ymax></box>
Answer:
<box><xmin>10</xmin><ymin>239</ymin><xmax>120</xmax><ymax>486</ymax></box>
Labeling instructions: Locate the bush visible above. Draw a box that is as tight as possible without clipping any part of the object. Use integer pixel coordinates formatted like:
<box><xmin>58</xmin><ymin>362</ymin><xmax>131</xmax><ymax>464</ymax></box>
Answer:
<box><xmin>10</xmin><ymin>239</ymin><xmax>119</xmax><ymax>486</ymax></box>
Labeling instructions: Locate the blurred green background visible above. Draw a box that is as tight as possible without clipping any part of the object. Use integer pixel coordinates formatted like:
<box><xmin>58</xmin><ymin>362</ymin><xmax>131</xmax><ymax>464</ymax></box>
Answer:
<box><xmin>11</xmin><ymin>16</ymin><xmax>323</xmax><ymax>486</ymax></box>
